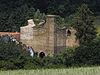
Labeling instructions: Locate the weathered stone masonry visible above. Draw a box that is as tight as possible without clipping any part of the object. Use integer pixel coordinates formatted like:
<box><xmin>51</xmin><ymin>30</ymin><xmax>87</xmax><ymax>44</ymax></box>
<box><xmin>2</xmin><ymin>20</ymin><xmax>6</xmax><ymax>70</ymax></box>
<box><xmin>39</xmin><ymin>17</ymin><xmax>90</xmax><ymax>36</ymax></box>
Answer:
<box><xmin>20</xmin><ymin>15</ymin><xmax>79</xmax><ymax>56</ymax></box>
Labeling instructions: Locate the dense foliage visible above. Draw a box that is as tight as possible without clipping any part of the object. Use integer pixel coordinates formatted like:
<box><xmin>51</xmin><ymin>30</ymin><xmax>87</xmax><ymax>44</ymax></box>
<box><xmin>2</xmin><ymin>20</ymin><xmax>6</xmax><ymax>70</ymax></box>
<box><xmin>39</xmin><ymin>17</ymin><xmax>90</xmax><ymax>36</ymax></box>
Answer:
<box><xmin>73</xmin><ymin>4</ymin><xmax>97</xmax><ymax>44</ymax></box>
<box><xmin>0</xmin><ymin>0</ymin><xmax>99</xmax><ymax>32</ymax></box>
<box><xmin>0</xmin><ymin>0</ymin><xmax>99</xmax><ymax>16</ymax></box>
<box><xmin>0</xmin><ymin>40</ymin><xmax>28</xmax><ymax>70</ymax></box>
<box><xmin>0</xmin><ymin>5</ymin><xmax>46</xmax><ymax>32</ymax></box>
<box><xmin>74</xmin><ymin>35</ymin><xmax>100</xmax><ymax>66</ymax></box>
<box><xmin>0</xmin><ymin>39</ymin><xmax>44</xmax><ymax>70</ymax></box>
<box><xmin>0</xmin><ymin>35</ymin><xmax>100</xmax><ymax>70</ymax></box>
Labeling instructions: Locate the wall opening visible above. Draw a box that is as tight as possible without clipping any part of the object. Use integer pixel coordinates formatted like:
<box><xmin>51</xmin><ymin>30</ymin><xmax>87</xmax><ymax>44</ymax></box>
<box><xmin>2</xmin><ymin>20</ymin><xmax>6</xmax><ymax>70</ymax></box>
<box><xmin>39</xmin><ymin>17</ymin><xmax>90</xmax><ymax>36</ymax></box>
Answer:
<box><xmin>67</xmin><ymin>30</ymin><xmax>71</xmax><ymax>36</ymax></box>
<box><xmin>39</xmin><ymin>52</ymin><xmax>45</xmax><ymax>58</ymax></box>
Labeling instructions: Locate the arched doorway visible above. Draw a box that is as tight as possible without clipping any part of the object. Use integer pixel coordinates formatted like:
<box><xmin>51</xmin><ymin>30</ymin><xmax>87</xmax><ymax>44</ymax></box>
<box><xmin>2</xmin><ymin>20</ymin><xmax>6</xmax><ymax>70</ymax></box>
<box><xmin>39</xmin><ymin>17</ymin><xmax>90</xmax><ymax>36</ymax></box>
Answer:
<box><xmin>67</xmin><ymin>29</ymin><xmax>71</xmax><ymax>36</ymax></box>
<box><xmin>39</xmin><ymin>52</ymin><xmax>45</xmax><ymax>58</ymax></box>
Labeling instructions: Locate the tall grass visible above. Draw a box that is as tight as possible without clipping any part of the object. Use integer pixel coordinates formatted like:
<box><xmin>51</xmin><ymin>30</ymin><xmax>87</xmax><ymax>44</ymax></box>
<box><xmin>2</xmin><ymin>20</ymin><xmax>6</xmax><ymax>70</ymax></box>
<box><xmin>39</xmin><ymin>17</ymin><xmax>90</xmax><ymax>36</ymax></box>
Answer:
<box><xmin>0</xmin><ymin>66</ymin><xmax>100</xmax><ymax>75</ymax></box>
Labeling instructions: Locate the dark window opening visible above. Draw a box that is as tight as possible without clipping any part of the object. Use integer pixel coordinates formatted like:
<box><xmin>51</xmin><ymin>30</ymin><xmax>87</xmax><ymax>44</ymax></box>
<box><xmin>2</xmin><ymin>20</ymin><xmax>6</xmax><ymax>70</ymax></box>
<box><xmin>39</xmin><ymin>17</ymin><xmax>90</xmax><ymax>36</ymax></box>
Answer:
<box><xmin>67</xmin><ymin>30</ymin><xmax>71</xmax><ymax>36</ymax></box>
<box><xmin>39</xmin><ymin>52</ymin><xmax>45</xmax><ymax>58</ymax></box>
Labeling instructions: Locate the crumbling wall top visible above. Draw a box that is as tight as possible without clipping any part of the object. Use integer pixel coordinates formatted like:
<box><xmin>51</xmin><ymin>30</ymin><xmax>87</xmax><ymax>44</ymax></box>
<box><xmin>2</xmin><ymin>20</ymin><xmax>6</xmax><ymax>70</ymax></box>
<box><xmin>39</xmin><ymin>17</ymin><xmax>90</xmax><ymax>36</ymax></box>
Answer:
<box><xmin>47</xmin><ymin>15</ymin><xmax>56</xmax><ymax>18</ymax></box>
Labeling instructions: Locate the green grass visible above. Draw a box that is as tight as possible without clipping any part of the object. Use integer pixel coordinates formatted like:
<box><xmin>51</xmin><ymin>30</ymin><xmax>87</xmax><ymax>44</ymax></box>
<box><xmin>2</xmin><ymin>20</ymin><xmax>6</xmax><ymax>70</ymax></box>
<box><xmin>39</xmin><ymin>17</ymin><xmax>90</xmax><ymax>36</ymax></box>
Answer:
<box><xmin>0</xmin><ymin>66</ymin><xmax>100</xmax><ymax>75</ymax></box>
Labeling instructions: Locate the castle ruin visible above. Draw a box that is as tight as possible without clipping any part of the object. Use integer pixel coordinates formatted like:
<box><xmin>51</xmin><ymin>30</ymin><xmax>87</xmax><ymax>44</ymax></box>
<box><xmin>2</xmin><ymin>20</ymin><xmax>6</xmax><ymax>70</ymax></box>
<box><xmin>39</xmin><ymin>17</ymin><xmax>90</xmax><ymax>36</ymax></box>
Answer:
<box><xmin>20</xmin><ymin>15</ymin><xmax>79</xmax><ymax>56</ymax></box>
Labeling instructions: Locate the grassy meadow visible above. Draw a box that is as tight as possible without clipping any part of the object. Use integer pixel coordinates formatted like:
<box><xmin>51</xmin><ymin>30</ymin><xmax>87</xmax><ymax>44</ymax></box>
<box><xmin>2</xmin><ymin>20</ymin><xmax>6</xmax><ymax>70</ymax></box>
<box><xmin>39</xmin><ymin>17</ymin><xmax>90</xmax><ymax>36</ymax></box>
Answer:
<box><xmin>0</xmin><ymin>66</ymin><xmax>100</xmax><ymax>75</ymax></box>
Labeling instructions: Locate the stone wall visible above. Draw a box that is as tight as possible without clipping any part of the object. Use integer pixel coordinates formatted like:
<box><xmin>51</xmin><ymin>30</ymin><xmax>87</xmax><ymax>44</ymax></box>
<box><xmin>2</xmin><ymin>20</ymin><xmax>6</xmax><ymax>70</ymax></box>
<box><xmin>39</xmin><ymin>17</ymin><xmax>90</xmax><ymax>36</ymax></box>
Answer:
<box><xmin>66</xmin><ymin>27</ymin><xmax>79</xmax><ymax>47</ymax></box>
<box><xmin>56</xmin><ymin>29</ymin><xmax>66</xmax><ymax>54</ymax></box>
<box><xmin>20</xmin><ymin>25</ymin><xmax>33</xmax><ymax>46</ymax></box>
<box><xmin>20</xmin><ymin>15</ymin><xmax>79</xmax><ymax>56</ymax></box>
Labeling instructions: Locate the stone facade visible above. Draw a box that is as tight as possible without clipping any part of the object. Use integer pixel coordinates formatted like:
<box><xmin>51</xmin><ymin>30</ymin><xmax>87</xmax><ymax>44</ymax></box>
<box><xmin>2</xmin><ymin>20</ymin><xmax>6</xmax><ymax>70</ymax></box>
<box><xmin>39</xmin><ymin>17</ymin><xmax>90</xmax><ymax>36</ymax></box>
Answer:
<box><xmin>20</xmin><ymin>15</ymin><xmax>79</xmax><ymax>56</ymax></box>
<box><xmin>66</xmin><ymin>27</ymin><xmax>79</xmax><ymax>47</ymax></box>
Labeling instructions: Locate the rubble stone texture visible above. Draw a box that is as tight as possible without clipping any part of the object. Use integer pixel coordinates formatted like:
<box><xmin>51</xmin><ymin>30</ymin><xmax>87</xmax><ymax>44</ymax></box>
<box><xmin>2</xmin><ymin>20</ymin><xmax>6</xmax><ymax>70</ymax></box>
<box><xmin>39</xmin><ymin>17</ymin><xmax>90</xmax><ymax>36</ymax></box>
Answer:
<box><xmin>20</xmin><ymin>15</ymin><xmax>79</xmax><ymax>56</ymax></box>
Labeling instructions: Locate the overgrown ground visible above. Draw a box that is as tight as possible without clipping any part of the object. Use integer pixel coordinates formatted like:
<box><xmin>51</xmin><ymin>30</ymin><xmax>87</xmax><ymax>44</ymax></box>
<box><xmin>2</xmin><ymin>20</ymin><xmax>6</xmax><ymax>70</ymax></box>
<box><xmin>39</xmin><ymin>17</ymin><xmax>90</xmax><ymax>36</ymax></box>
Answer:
<box><xmin>0</xmin><ymin>66</ymin><xmax>100</xmax><ymax>75</ymax></box>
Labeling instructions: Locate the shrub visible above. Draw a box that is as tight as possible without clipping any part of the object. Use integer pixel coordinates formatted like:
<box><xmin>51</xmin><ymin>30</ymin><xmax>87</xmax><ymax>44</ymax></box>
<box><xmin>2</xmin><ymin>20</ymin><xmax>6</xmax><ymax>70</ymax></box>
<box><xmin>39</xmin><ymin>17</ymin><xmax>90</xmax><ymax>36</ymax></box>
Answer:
<box><xmin>59</xmin><ymin>47</ymin><xmax>76</xmax><ymax>66</ymax></box>
<box><xmin>24</xmin><ymin>56</ymin><xmax>43</xmax><ymax>69</ymax></box>
<box><xmin>74</xmin><ymin>37</ymin><xmax>100</xmax><ymax>66</ymax></box>
<box><xmin>0</xmin><ymin>40</ymin><xmax>30</xmax><ymax>70</ymax></box>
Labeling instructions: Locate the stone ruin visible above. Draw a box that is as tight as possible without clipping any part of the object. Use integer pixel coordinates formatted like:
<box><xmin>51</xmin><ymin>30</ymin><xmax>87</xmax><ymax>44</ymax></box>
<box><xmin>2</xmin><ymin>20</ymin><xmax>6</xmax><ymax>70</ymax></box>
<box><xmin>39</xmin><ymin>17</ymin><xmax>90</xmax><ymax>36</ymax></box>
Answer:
<box><xmin>20</xmin><ymin>15</ymin><xmax>79</xmax><ymax>56</ymax></box>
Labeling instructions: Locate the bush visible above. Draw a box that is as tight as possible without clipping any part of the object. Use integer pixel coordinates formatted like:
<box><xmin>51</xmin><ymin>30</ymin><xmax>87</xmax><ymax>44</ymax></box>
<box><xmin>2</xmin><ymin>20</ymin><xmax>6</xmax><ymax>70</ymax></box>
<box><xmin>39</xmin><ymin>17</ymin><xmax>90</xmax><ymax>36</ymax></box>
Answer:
<box><xmin>1</xmin><ymin>36</ymin><xmax>100</xmax><ymax>70</ymax></box>
<box><xmin>59</xmin><ymin>47</ymin><xmax>76</xmax><ymax>66</ymax></box>
<box><xmin>74</xmin><ymin>37</ymin><xmax>100</xmax><ymax>66</ymax></box>
<box><xmin>24</xmin><ymin>56</ymin><xmax>43</xmax><ymax>69</ymax></box>
<box><xmin>42</xmin><ymin>47</ymin><xmax>75</xmax><ymax>68</ymax></box>
<box><xmin>0</xmin><ymin>40</ymin><xmax>30</xmax><ymax>70</ymax></box>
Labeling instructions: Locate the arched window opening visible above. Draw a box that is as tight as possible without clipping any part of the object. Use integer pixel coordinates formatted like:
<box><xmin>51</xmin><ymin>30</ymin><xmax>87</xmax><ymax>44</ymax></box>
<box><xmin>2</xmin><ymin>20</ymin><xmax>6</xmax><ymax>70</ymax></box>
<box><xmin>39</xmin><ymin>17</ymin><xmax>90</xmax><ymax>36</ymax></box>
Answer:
<box><xmin>39</xmin><ymin>52</ymin><xmax>45</xmax><ymax>58</ymax></box>
<box><xmin>67</xmin><ymin>30</ymin><xmax>71</xmax><ymax>36</ymax></box>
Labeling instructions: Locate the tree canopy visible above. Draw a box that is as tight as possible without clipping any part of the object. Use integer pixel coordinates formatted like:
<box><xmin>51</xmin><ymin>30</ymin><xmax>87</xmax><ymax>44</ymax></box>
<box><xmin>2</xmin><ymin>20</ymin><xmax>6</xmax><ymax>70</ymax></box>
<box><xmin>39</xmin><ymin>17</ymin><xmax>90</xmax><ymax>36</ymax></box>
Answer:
<box><xmin>0</xmin><ymin>0</ymin><xmax>99</xmax><ymax>32</ymax></box>
<box><xmin>73</xmin><ymin>4</ymin><xmax>97</xmax><ymax>44</ymax></box>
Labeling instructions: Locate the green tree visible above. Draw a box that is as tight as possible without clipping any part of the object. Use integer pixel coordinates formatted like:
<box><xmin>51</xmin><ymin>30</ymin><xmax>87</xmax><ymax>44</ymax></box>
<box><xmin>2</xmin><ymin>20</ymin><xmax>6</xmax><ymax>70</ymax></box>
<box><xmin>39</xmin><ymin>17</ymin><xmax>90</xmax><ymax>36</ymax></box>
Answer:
<box><xmin>73</xmin><ymin>4</ymin><xmax>97</xmax><ymax>44</ymax></box>
<box><xmin>8</xmin><ymin>4</ymin><xmax>35</xmax><ymax>32</ymax></box>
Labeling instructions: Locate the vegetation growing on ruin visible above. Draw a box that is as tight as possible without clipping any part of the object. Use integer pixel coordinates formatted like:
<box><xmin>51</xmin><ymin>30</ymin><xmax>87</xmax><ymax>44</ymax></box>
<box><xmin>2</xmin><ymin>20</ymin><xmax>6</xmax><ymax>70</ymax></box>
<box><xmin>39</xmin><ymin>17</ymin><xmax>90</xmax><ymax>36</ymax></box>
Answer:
<box><xmin>33</xmin><ymin>25</ymin><xmax>43</xmax><ymax>28</ymax></box>
<box><xmin>33</xmin><ymin>9</ymin><xmax>46</xmax><ymax>28</ymax></box>
<box><xmin>56</xmin><ymin>16</ymin><xmax>67</xmax><ymax>28</ymax></box>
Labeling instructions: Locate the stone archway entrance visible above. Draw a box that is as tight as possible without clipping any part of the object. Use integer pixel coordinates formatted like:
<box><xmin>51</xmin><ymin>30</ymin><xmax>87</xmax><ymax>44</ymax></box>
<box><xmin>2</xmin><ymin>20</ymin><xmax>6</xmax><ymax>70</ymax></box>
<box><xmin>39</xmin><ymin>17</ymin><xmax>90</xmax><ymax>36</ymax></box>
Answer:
<box><xmin>39</xmin><ymin>52</ymin><xmax>45</xmax><ymax>58</ymax></box>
